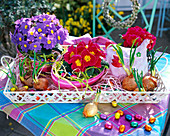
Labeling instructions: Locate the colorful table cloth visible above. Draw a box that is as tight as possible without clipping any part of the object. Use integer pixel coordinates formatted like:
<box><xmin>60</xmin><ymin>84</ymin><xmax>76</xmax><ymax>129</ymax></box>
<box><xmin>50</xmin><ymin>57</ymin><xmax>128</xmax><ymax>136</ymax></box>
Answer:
<box><xmin>0</xmin><ymin>35</ymin><xmax>170</xmax><ymax>136</ymax></box>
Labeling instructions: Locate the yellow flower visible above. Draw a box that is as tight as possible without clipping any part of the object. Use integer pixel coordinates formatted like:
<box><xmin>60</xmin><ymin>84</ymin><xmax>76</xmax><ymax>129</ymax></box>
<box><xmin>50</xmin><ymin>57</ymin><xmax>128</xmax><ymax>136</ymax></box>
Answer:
<box><xmin>59</xmin><ymin>19</ymin><xmax>64</xmax><ymax>26</ymax></box>
<box><xmin>89</xmin><ymin>8</ymin><xmax>92</xmax><ymax>13</ymax></box>
<box><xmin>68</xmin><ymin>14</ymin><xmax>72</xmax><ymax>17</ymax></box>
<box><xmin>87</xmin><ymin>27</ymin><xmax>91</xmax><ymax>30</ymax></box>
<box><xmin>74</xmin><ymin>15</ymin><xmax>77</xmax><ymax>20</ymax></box>
<box><xmin>73</xmin><ymin>28</ymin><xmax>78</xmax><ymax>35</ymax></box>
<box><xmin>88</xmin><ymin>1</ymin><xmax>92</xmax><ymax>5</ymax></box>
<box><xmin>98</xmin><ymin>24</ymin><xmax>101</xmax><ymax>29</ymax></box>
<box><xmin>66</xmin><ymin>20</ymin><xmax>70</xmax><ymax>26</ymax></box>
<box><xmin>69</xmin><ymin>18</ymin><xmax>73</xmax><ymax>22</ymax></box>
<box><xmin>46</xmin><ymin>12</ymin><xmax>50</xmax><ymax>15</ymax></box>
<box><xmin>96</xmin><ymin>9</ymin><xmax>100</xmax><ymax>14</ymax></box>
<box><xmin>81</xmin><ymin>12</ymin><xmax>84</xmax><ymax>16</ymax></box>
<box><xmin>80</xmin><ymin>18</ymin><xmax>84</xmax><ymax>24</ymax></box>
<box><xmin>87</xmin><ymin>22</ymin><xmax>90</xmax><ymax>26</ymax></box>
<box><xmin>118</xmin><ymin>11</ymin><xmax>124</xmax><ymax>15</ymax></box>
<box><xmin>96</xmin><ymin>4</ymin><xmax>100</xmax><ymax>8</ymax></box>
<box><xmin>84</xmin><ymin>29</ymin><xmax>88</xmax><ymax>33</ymax></box>
<box><xmin>99</xmin><ymin>16</ymin><xmax>104</xmax><ymax>20</ymax></box>
<box><xmin>89</xmin><ymin>4</ymin><xmax>93</xmax><ymax>8</ymax></box>
<box><xmin>89</xmin><ymin>31</ymin><xmax>92</xmax><ymax>34</ymax></box>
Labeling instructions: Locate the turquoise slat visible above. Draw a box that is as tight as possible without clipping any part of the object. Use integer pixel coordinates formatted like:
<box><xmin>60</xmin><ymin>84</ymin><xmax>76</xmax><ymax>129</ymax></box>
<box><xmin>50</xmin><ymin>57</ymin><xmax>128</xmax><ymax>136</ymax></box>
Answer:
<box><xmin>93</xmin><ymin>0</ymin><xmax>158</xmax><ymax>41</ymax></box>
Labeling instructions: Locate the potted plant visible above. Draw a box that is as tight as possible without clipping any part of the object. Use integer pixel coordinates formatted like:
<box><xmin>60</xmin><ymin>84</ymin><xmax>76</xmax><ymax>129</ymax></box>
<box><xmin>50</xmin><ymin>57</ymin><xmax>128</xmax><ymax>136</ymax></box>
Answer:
<box><xmin>51</xmin><ymin>40</ymin><xmax>109</xmax><ymax>89</ymax></box>
<box><xmin>10</xmin><ymin>13</ymin><xmax>69</xmax><ymax>72</ymax></box>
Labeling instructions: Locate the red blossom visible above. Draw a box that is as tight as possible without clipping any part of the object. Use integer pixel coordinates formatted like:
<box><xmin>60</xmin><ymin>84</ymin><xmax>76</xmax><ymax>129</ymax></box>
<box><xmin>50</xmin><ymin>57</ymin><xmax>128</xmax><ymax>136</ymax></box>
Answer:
<box><xmin>69</xmin><ymin>55</ymin><xmax>83</xmax><ymax>72</ymax></box>
<box><xmin>81</xmin><ymin>49</ymin><xmax>96</xmax><ymax>69</ymax></box>
<box><xmin>122</xmin><ymin>26</ymin><xmax>156</xmax><ymax>50</ymax></box>
<box><xmin>64</xmin><ymin>45</ymin><xmax>77</xmax><ymax>64</ymax></box>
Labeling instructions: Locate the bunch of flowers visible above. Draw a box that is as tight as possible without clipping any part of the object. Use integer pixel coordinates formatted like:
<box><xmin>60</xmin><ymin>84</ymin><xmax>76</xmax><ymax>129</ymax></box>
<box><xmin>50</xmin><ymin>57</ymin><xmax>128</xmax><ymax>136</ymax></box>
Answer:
<box><xmin>64</xmin><ymin>40</ymin><xmax>106</xmax><ymax>72</ymax></box>
<box><xmin>122</xmin><ymin>26</ymin><xmax>156</xmax><ymax>51</ymax></box>
<box><xmin>10</xmin><ymin>13</ymin><xmax>69</xmax><ymax>54</ymax></box>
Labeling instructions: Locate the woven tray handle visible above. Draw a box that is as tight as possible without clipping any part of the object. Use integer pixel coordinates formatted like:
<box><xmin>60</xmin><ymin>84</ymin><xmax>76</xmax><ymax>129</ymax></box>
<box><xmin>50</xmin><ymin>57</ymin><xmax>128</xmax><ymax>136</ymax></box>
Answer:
<box><xmin>1</xmin><ymin>56</ymin><xmax>15</xmax><ymax>72</ymax></box>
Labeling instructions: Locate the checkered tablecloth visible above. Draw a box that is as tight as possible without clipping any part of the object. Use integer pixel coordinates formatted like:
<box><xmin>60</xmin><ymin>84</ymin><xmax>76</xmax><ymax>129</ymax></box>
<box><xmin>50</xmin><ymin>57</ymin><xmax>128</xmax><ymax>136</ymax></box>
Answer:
<box><xmin>0</xmin><ymin>35</ymin><xmax>170</xmax><ymax>136</ymax></box>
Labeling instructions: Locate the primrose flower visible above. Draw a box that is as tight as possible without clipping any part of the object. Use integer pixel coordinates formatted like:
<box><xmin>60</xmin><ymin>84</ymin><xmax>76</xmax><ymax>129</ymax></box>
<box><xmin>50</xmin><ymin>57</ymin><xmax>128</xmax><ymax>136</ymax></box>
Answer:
<box><xmin>70</xmin><ymin>55</ymin><xmax>83</xmax><ymax>72</ymax></box>
<box><xmin>122</xmin><ymin>26</ymin><xmax>156</xmax><ymax>50</ymax></box>
<box><xmin>11</xmin><ymin>13</ymin><xmax>69</xmax><ymax>53</ymax></box>
<box><xmin>20</xmin><ymin>22</ymin><xmax>30</xmax><ymax>34</ymax></box>
<box><xmin>35</xmin><ymin>23</ymin><xmax>45</xmax><ymax>34</ymax></box>
<box><xmin>81</xmin><ymin>49</ymin><xmax>96</xmax><ymax>68</ymax></box>
<box><xmin>43</xmin><ymin>36</ymin><xmax>56</xmax><ymax>50</ymax></box>
<box><xmin>29</xmin><ymin>42</ymin><xmax>42</xmax><ymax>52</ymax></box>
<box><xmin>21</xmin><ymin>41</ymin><xmax>29</xmax><ymax>53</ymax></box>
<box><xmin>64</xmin><ymin>45</ymin><xmax>77</xmax><ymax>64</ymax></box>
<box><xmin>16</xmin><ymin>33</ymin><xmax>24</xmax><ymax>44</ymax></box>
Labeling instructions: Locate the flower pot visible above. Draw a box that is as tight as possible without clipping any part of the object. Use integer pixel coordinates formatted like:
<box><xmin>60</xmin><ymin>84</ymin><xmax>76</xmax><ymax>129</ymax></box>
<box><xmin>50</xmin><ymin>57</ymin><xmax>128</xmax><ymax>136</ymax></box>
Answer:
<box><xmin>51</xmin><ymin>62</ymin><xmax>105</xmax><ymax>89</ymax></box>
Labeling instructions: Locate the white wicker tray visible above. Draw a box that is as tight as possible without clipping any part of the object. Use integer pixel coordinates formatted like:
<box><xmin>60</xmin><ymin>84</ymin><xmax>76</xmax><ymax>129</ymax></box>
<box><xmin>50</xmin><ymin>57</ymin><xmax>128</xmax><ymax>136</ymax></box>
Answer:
<box><xmin>3</xmin><ymin>62</ymin><xmax>169</xmax><ymax>103</ymax></box>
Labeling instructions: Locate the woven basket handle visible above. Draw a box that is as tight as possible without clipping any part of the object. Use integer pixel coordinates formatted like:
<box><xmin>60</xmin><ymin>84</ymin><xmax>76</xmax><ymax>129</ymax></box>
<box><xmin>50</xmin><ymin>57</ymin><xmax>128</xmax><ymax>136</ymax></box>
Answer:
<box><xmin>159</xmin><ymin>56</ymin><xmax>168</xmax><ymax>73</ymax></box>
<box><xmin>1</xmin><ymin>56</ymin><xmax>15</xmax><ymax>72</ymax></box>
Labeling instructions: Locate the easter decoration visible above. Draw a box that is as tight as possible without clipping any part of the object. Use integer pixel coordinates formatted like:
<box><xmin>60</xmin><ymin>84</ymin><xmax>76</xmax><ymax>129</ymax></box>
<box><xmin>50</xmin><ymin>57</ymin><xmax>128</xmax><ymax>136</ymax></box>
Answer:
<box><xmin>10</xmin><ymin>13</ymin><xmax>69</xmax><ymax>72</ymax></box>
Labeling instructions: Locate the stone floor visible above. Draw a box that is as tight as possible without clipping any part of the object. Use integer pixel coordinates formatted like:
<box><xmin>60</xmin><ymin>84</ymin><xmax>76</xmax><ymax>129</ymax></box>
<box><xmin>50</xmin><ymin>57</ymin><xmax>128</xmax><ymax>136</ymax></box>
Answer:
<box><xmin>0</xmin><ymin>10</ymin><xmax>170</xmax><ymax>136</ymax></box>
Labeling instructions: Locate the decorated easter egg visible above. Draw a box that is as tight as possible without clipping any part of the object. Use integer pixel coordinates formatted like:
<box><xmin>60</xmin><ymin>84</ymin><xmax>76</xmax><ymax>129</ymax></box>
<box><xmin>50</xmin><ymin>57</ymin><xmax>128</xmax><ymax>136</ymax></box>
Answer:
<box><xmin>134</xmin><ymin>114</ymin><xmax>142</xmax><ymax>121</ymax></box>
<box><xmin>105</xmin><ymin>122</ymin><xmax>113</xmax><ymax>130</ymax></box>
<box><xmin>145</xmin><ymin>124</ymin><xmax>152</xmax><ymax>132</ymax></box>
<box><xmin>130</xmin><ymin>122</ymin><xmax>138</xmax><ymax>128</ymax></box>
<box><xmin>115</xmin><ymin>112</ymin><xmax>120</xmax><ymax>119</ymax></box>
<box><xmin>117</xmin><ymin>110</ymin><xmax>124</xmax><ymax>116</ymax></box>
<box><xmin>100</xmin><ymin>114</ymin><xmax>107</xmax><ymax>120</ymax></box>
<box><xmin>112</xmin><ymin>101</ymin><xmax>117</xmax><ymax>107</ymax></box>
<box><xmin>125</xmin><ymin>114</ymin><xmax>132</xmax><ymax>121</ymax></box>
<box><xmin>119</xmin><ymin>125</ymin><xmax>125</xmax><ymax>133</ymax></box>
<box><xmin>149</xmin><ymin>117</ymin><xmax>156</xmax><ymax>124</ymax></box>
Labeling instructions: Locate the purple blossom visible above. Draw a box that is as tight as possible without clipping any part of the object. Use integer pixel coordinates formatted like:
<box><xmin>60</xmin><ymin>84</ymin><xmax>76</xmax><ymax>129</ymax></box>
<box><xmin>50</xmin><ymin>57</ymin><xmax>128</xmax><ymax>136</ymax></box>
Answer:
<box><xmin>43</xmin><ymin>36</ymin><xmax>56</xmax><ymax>49</ymax></box>
<box><xmin>16</xmin><ymin>33</ymin><xmax>24</xmax><ymax>44</ymax></box>
<box><xmin>35</xmin><ymin>23</ymin><xmax>45</xmax><ymax>34</ymax></box>
<box><xmin>35</xmin><ymin>34</ymin><xmax>46</xmax><ymax>43</ymax></box>
<box><xmin>20</xmin><ymin>22</ymin><xmax>30</xmax><ymax>34</ymax></box>
<box><xmin>38</xmin><ymin>14</ymin><xmax>50</xmax><ymax>22</ymax></box>
<box><xmin>11</xmin><ymin>13</ymin><xmax>69</xmax><ymax>53</ymax></box>
<box><xmin>29</xmin><ymin>42</ymin><xmax>42</xmax><ymax>52</ymax></box>
<box><xmin>21</xmin><ymin>41</ymin><xmax>29</xmax><ymax>52</ymax></box>
<box><xmin>27</xmin><ymin>27</ymin><xmax>36</xmax><ymax>41</ymax></box>
<box><xmin>10</xmin><ymin>32</ymin><xmax>17</xmax><ymax>45</ymax></box>
<box><xmin>56</xmin><ymin>28</ymin><xmax>68</xmax><ymax>44</ymax></box>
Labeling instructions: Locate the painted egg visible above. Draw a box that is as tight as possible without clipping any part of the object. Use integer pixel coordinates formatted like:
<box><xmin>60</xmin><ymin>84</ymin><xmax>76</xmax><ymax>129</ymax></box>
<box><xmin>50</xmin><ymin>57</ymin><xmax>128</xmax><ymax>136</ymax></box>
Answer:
<box><xmin>125</xmin><ymin>114</ymin><xmax>132</xmax><ymax>121</ymax></box>
<box><xmin>112</xmin><ymin>101</ymin><xmax>117</xmax><ymax>107</ymax></box>
<box><xmin>134</xmin><ymin>114</ymin><xmax>142</xmax><ymax>121</ymax></box>
<box><xmin>117</xmin><ymin>110</ymin><xmax>124</xmax><ymax>116</ymax></box>
<box><xmin>119</xmin><ymin>125</ymin><xmax>125</xmax><ymax>133</ymax></box>
<box><xmin>115</xmin><ymin>112</ymin><xmax>120</xmax><ymax>119</ymax></box>
<box><xmin>149</xmin><ymin>117</ymin><xmax>156</xmax><ymax>124</ymax></box>
<box><xmin>145</xmin><ymin>124</ymin><xmax>152</xmax><ymax>132</ymax></box>
<box><xmin>105</xmin><ymin>121</ymin><xmax>113</xmax><ymax>130</ymax></box>
<box><xmin>100</xmin><ymin>114</ymin><xmax>107</xmax><ymax>120</ymax></box>
<box><xmin>130</xmin><ymin>122</ymin><xmax>138</xmax><ymax>128</ymax></box>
